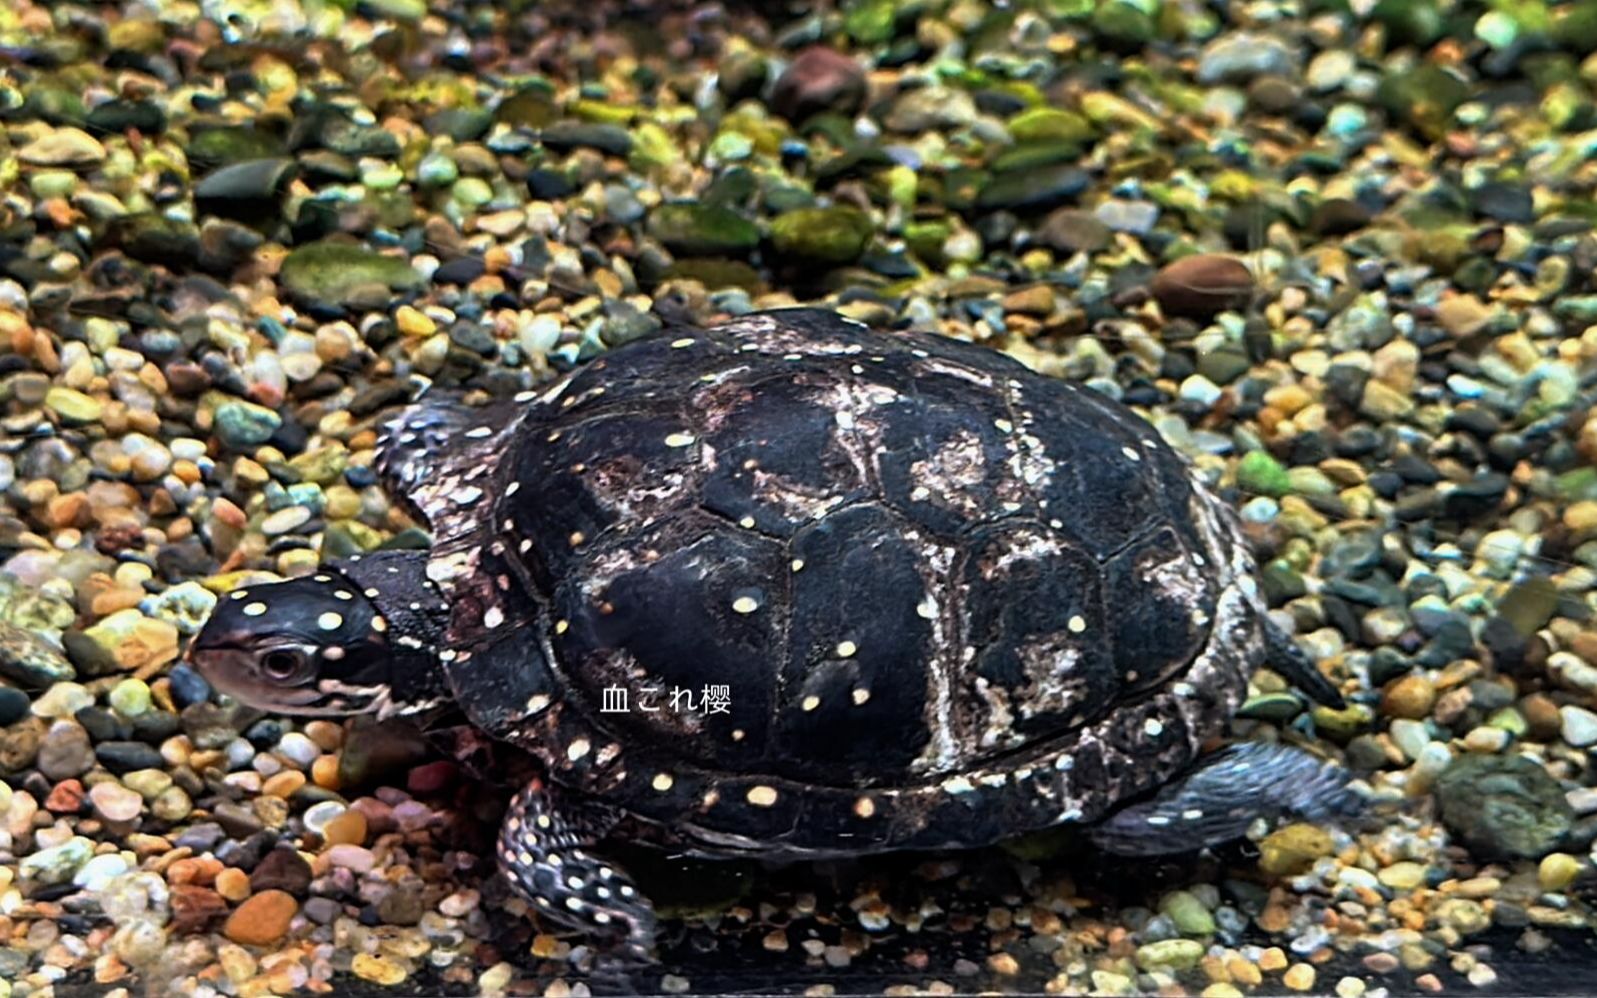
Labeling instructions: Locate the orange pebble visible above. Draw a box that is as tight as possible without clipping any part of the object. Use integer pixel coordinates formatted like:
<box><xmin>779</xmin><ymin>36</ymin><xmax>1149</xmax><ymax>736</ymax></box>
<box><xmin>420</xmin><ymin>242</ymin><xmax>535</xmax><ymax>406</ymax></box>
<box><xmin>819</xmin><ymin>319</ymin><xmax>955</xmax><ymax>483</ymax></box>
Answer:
<box><xmin>323</xmin><ymin>810</ymin><xmax>367</xmax><ymax>847</ymax></box>
<box><xmin>312</xmin><ymin>754</ymin><xmax>341</xmax><ymax>790</ymax></box>
<box><xmin>262</xmin><ymin>771</ymin><xmax>306</xmax><ymax>798</ymax></box>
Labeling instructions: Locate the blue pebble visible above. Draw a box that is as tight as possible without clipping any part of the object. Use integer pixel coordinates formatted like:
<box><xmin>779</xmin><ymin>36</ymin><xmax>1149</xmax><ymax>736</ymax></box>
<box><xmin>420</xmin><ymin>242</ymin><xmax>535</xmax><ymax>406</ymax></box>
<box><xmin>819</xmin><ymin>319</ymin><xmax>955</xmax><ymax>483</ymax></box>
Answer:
<box><xmin>344</xmin><ymin>465</ymin><xmax>377</xmax><ymax>488</ymax></box>
<box><xmin>167</xmin><ymin>664</ymin><xmax>212</xmax><ymax>708</ymax></box>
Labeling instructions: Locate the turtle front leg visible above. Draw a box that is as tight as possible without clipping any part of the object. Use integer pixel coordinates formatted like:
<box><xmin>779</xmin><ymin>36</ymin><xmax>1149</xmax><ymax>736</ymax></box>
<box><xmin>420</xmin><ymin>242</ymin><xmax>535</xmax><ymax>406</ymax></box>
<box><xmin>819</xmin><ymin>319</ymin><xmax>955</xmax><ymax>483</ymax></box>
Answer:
<box><xmin>498</xmin><ymin>778</ymin><xmax>658</xmax><ymax>976</ymax></box>
<box><xmin>1089</xmin><ymin>742</ymin><xmax>1359</xmax><ymax>856</ymax></box>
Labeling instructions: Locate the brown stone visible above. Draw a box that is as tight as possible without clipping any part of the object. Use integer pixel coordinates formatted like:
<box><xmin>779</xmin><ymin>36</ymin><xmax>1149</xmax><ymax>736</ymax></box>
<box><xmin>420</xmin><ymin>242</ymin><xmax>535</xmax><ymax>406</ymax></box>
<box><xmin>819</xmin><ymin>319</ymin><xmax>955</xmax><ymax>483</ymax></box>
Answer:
<box><xmin>1381</xmin><ymin>674</ymin><xmax>1437</xmax><ymax>720</ymax></box>
<box><xmin>1150</xmin><ymin>254</ymin><xmax>1254</xmax><ymax>318</ymax></box>
<box><xmin>323</xmin><ymin>809</ymin><xmax>367</xmax><ymax>847</ymax></box>
<box><xmin>250</xmin><ymin>847</ymin><xmax>312</xmax><ymax>895</ymax></box>
<box><xmin>223</xmin><ymin>889</ymin><xmax>298</xmax><ymax>946</ymax></box>
<box><xmin>770</xmin><ymin>46</ymin><xmax>866</xmax><ymax>122</ymax></box>
<box><xmin>170</xmin><ymin>884</ymin><xmax>230</xmax><ymax>934</ymax></box>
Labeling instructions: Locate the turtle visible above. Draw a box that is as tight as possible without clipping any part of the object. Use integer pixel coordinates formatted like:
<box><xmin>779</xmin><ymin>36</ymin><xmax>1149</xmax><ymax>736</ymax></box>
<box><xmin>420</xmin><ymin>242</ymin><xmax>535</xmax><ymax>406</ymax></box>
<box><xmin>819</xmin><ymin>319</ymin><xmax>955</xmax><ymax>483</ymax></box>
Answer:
<box><xmin>188</xmin><ymin>307</ymin><xmax>1354</xmax><ymax>975</ymax></box>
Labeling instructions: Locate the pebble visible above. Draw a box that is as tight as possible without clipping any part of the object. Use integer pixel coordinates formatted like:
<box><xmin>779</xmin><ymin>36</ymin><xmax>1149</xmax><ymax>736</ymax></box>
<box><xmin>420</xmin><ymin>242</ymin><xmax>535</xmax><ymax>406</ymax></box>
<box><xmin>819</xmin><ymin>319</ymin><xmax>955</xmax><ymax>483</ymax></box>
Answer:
<box><xmin>88</xmin><ymin>782</ymin><xmax>144</xmax><ymax>823</ymax></box>
<box><xmin>223</xmin><ymin>890</ymin><xmax>298</xmax><ymax>946</ymax></box>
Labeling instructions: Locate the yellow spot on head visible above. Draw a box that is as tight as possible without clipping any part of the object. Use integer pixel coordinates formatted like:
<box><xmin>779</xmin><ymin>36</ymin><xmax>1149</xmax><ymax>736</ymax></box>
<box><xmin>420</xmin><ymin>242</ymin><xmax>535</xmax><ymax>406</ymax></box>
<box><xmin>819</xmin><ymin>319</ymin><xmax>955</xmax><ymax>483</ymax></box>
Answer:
<box><xmin>852</xmin><ymin>688</ymin><xmax>871</xmax><ymax>706</ymax></box>
<box><xmin>790</xmin><ymin>559</ymin><xmax>805</xmax><ymax>572</ymax></box>
<box><xmin>1067</xmin><ymin>615</ymin><xmax>1087</xmax><ymax>634</ymax></box>
<box><xmin>801</xmin><ymin>695</ymin><xmax>820</xmax><ymax>712</ymax></box>
<box><xmin>671</xmin><ymin>337</ymin><xmax>695</xmax><ymax>348</ymax></box>
<box><xmin>664</xmin><ymin>432</ymin><xmax>695</xmax><ymax>447</ymax></box>
<box><xmin>567</xmin><ymin>739</ymin><xmax>591</xmax><ymax>761</ymax></box>
<box><xmin>746</xmin><ymin>785</ymin><xmax>778</xmax><ymax>807</ymax></box>
<box><xmin>854</xmin><ymin>797</ymin><xmax>876</xmax><ymax>819</ymax></box>
<box><xmin>652</xmin><ymin>773</ymin><xmax>674</xmax><ymax>792</ymax></box>
<box><xmin>370</xmin><ymin>616</ymin><xmax>387</xmax><ymax>633</ymax></box>
<box><xmin>835</xmin><ymin>640</ymin><xmax>857</xmax><ymax>658</ymax></box>
<box><xmin>243</xmin><ymin>602</ymin><xmax>268</xmax><ymax>617</ymax></box>
<box><xmin>317</xmin><ymin>611</ymin><xmax>343</xmax><ymax>630</ymax></box>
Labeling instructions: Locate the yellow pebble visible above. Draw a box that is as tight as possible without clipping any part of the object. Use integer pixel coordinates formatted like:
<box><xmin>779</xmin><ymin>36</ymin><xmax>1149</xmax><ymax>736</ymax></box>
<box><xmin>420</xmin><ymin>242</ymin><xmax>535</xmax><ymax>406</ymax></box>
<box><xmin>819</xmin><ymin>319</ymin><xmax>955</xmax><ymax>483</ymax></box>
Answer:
<box><xmin>395</xmin><ymin>305</ymin><xmax>436</xmax><ymax>337</ymax></box>
<box><xmin>1202</xmin><ymin>986</ymin><xmax>1243</xmax><ymax>998</ymax></box>
<box><xmin>1539</xmin><ymin>853</ymin><xmax>1581</xmax><ymax>892</ymax></box>
<box><xmin>1258</xmin><ymin>947</ymin><xmax>1289</xmax><ymax>972</ymax></box>
<box><xmin>1283</xmin><ymin>963</ymin><xmax>1316</xmax><ymax>992</ymax></box>
<box><xmin>214</xmin><ymin>867</ymin><xmax>251</xmax><ymax>902</ymax></box>
<box><xmin>351</xmin><ymin>953</ymin><xmax>407</xmax><ymax>986</ymax></box>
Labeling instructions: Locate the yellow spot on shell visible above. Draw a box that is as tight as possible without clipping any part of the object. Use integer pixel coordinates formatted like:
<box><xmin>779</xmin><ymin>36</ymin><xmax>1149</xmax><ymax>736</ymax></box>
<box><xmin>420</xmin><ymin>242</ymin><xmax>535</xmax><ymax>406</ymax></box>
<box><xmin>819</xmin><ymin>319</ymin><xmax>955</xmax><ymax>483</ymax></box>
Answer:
<box><xmin>801</xmin><ymin>695</ymin><xmax>820</xmax><ymax>712</ymax></box>
<box><xmin>835</xmin><ymin>641</ymin><xmax>857</xmax><ymax>658</ymax></box>
<box><xmin>652</xmin><ymin>773</ymin><xmax>674</xmax><ymax>791</ymax></box>
<box><xmin>243</xmin><ymin>602</ymin><xmax>267</xmax><ymax>617</ymax></box>
<box><xmin>852</xmin><ymin>688</ymin><xmax>871</xmax><ymax>705</ymax></box>
<box><xmin>567</xmin><ymin>739</ymin><xmax>591</xmax><ymax>761</ymax></box>
<box><xmin>854</xmin><ymin>797</ymin><xmax>876</xmax><ymax>819</ymax></box>
<box><xmin>732</xmin><ymin>596</ymin><xmax>759</xmax><ymax>614</ymax></box>
<box><xmin>746</xmin><ymin>785</ymin><xmax>778</xmax><ymax>807</ymax></box>
<box><xmin>664</xmin><ymin>432</ymin><xmax>695</xmax><ymax>447</ymax></box>
<box><xmin>671</xmin><ymin>337</ymin><xmax>695</xmax><ymax>348</ymax></box>
<box><xmin>1068</xmin><ymin>615</ymin><xmax>1087</xmax><ymax>633</ymax></box>
<box><xmin>317</xmin><ymin>611</ymin><xmax>343</xmax><ymax>630</ymax></box>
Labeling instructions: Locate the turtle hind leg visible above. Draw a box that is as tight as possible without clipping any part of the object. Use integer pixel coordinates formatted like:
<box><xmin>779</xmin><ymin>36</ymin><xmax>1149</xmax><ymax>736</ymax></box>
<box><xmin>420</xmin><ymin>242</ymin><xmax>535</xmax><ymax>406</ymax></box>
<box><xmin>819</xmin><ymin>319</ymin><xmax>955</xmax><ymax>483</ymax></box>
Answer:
<box><xmin>1089</xmin><ymin>742</ymin><xmax>1358</xmax><ymax>857</ymax></box>
<box><xmin>1263</xmin><ymin>619</ymin><xmax>1345</xmax><ymax>708</ymax></box>
<box><xmin>498</xmin><ymin>778</ymin><xmax>659</xmax><ymax>991</ymax></box>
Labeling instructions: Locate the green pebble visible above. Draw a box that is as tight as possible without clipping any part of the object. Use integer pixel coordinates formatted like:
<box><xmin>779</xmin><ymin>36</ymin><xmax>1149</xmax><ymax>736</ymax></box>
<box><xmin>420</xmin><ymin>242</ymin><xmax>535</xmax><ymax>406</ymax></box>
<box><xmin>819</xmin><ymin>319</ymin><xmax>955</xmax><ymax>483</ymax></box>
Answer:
<box><xmin>1159</xmin><ymin>890</ymin><xmax>1217</xmax><ymax>936</ymax></box>
<box><xmin>108</xmin><ymin>678</ymin><xmax>151</xmax><ymax>718</ymax></box>
<box><xmin>213</xmin><ymin>399</ymin><xmax>282</xmax><ymax>449</ymax></box>
<box><xmin>362</xmin><ymin>161</ymin><xmax>405</xmax><ymax>190</ymax></box>
<box><xmin>708</xmin><ymin>131</ymin><xmax>754</xmax><ymax>161</ymax></box>
<box><xmin>44</xmin><ymin>386</ymin><xmax>104</xmax><ymax>425</ymax></box>
<box><xmin>450</xmin><ymin>176</ymin><xmax>494</xmax><ymax>210</ymax></box>
<box><xmin>1236</xmin><ymin>450</ymin><xmax>1292</xmax><ymax>498</ymax></box>
<box><xmin>1135</xmin><ymin>938</ymin><xmax>1204</xmax><ymax>972</ymax></box>
<box><xmin>1007</xmin><ymin>108</ymin><xmax>1094</xmax><ymax>144</ymax></box>
<box><xmin>844</xmin><ymin>0</ymin><xmax>900</xmax><ymax>44</ymax></box>
<box><xmin>30</xmin><ymin>169</ymin><xmax>79</xmax><ymax>199</ymax></box>
<box><xmin>416</xmin><ymin>152</ymin><xmax>459</xmax><ymax>187</ymax></box>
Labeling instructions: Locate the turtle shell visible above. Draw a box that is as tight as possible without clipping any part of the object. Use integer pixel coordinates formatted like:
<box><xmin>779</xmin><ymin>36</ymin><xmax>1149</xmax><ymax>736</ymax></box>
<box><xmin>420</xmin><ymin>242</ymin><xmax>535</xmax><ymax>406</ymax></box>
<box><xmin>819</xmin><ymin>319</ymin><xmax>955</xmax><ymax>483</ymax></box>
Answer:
<box><xmin>384</xmin><ymin>309</ymin><xmax>1263</xmax><ymax>855</ymax></box>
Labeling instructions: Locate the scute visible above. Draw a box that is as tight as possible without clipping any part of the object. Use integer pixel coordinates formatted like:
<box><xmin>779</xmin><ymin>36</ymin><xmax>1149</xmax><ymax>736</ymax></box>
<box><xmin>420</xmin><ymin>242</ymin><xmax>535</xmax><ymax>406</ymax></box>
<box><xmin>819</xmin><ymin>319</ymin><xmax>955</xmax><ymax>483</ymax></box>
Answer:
<box><xmin>1104</xmin><ymin>525</ymin><xmax>1217</xmax><ymax>696</ymax></box>
<box><xmin>958</xmin><ymin>522</ymin><xmax>1114</xmax><ymax>742</ymax></box>
<box><xmin>699</xmin><ymin>372</ymin><xmax>872</xmax><ymax>537</ymax></box>
<box><xmin>775</xmin><ymin>503</ymin><xmax>937</xmax><ymax>782</ymax></box>
<box><xmin>552</xmin><ymin>513</ymin><xmax>784</xmax><ymax>771</ymax></box>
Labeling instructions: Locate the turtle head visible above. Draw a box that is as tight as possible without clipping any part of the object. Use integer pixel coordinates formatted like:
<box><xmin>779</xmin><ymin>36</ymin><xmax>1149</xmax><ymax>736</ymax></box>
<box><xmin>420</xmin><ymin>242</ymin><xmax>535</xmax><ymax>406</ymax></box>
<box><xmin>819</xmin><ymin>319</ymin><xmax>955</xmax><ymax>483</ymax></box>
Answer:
<box><xmin>188</xmin><ymin>551</ymin><xmax>450</xmax><ymax>718</ymax></box>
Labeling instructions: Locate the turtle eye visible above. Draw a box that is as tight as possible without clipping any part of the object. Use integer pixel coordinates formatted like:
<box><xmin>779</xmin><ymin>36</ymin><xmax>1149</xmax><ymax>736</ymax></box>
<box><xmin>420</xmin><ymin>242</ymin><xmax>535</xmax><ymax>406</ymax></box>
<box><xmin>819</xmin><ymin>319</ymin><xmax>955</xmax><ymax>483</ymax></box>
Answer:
<box><xmin>260</xmin><ymin>649</ymin><xmax>307</xmax><ymax>682</ymax></box>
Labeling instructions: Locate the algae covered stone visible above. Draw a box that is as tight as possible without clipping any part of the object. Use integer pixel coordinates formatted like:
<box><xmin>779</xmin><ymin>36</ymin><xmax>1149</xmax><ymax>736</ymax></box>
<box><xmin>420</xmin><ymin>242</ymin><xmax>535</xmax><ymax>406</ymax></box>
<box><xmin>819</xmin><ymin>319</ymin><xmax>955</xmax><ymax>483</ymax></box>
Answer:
<box><xmin>648</xmin><ymin>204</ymin><xmax>760</xmax><ymax>256</ymax></box>
<box><xmin>769</xmin><ymin>206</ymin><xmax>874</xmax><ymax>263</ymax></box>
<box><xmin>1435</xmin><ymin>753</ymin><xmax>1574</xmax><ymax>860</ymax></box>
<box><xmin>279</xmin><ymin>241</ymin><xmax>424</xmax><ymax>306</ymax></box>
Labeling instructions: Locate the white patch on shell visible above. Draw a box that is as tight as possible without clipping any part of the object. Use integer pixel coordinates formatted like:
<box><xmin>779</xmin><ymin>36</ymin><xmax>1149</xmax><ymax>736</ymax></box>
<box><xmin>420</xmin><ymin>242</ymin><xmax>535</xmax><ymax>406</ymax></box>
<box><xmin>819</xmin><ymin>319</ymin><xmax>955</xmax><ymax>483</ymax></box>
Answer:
<box><xmin>906</xmin><ymin>429</ymin><xmax>987</xmax><ymax>518</ymax></box>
